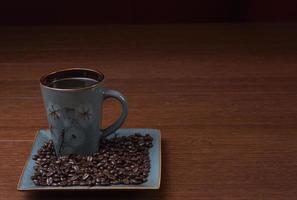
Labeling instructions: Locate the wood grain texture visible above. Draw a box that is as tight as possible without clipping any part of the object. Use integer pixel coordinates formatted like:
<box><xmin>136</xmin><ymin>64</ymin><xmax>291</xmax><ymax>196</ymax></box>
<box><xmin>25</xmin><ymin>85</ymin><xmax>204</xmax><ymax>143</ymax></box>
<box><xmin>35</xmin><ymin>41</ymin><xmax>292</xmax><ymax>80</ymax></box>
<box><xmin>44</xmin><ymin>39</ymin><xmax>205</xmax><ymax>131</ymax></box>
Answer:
<box><xmin>0</xmin><ymin>24</ymin><xmax>297</xmax><ymax>199</ymax></box>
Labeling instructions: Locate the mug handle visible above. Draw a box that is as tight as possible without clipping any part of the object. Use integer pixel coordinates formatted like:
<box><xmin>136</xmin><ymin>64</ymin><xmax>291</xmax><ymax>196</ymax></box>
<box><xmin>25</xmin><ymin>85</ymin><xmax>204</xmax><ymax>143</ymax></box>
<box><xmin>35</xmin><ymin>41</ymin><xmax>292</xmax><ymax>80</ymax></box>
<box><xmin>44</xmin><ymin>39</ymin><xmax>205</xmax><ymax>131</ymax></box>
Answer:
<box><xmin>101</xmin><ymin>89</ymin><xmax>128</xmax><ymax>138</ymax></box>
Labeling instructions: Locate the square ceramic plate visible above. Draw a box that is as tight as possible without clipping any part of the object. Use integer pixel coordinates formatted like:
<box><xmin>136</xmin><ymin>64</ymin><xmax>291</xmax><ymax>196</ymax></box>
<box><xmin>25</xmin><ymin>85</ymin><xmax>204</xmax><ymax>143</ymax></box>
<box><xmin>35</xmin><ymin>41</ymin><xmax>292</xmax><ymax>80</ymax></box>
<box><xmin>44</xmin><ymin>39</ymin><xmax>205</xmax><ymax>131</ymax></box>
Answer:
<box><xmin>18</xmin><ymin>128</ymin><xmax>161</xmax><ymax>190</ymax></box>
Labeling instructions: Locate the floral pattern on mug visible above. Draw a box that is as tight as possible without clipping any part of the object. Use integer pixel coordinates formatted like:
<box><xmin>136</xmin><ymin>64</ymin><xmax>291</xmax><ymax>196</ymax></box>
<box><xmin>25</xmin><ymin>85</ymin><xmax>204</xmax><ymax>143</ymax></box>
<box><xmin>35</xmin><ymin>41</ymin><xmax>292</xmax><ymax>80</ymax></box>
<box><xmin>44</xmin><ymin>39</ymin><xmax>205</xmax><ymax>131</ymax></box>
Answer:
<box><xmin>75</xmin><ymin>104</ymin><xmax>94</xmax><ymax>127</ymax></box>
<box><xmin>64</xmin><ymin>126</ymin><xmax>86</xmax><ymax>148</ymax></box>
<box><xmin>47</xmin><ymin>103</ymin><xmax>62</xmax><ymax>121</ymax></box>
<box><xmin>49</xmin><ymin>124</ymin><xmax>59</xmax><ymax>143</ymax></box>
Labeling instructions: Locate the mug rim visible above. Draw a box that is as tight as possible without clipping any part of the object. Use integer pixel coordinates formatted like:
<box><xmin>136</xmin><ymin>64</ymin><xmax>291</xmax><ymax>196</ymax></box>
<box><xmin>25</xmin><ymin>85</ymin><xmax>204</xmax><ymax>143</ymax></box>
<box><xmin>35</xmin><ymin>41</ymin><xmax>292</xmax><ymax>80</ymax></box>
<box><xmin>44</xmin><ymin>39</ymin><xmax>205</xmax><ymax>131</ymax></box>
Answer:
<box><xmin>40</xmin><ymin>68</ymin><xmax>105</xmax><ymax>92</ymax></box>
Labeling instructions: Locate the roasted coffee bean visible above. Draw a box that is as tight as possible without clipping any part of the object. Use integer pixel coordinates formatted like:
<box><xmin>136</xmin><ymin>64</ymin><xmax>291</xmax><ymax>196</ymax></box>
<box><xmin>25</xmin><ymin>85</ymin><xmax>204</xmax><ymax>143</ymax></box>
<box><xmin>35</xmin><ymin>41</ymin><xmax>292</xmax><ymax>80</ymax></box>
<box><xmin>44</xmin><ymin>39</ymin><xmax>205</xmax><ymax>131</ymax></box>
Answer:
<box><xmin>68</xmin><ymin>159</ymin><xmax>74</xmax><ymax>164</ymax></box>
<box><xmin>73</xmin><ymin>165</ymin><xmax>79</xmax><ymax>172</ymax></box>
<box><xmin>100</xmin><ymin>181</ymin><xmax>110</xmax><ymax>186</ymax></box>
<box><xmin>97</xmin><ymin>155</ymin><xmax>104</xmax><ymax>160</ymax></box>
<box><xmin>123</xmin><ymin>179</ymin><xmax>130</xmax><ymax>185</ymax></box>
<box><xmin>72</xmin><ymin>180</ymin><xmax>79</xmax><ymax>185</ymax></box>
<box><xmin>79</xmin><ymin>182</ymin><xmax>87</xmax><ymax>186</ymax></box>
<box><xmin>31</xmin><ymin>134</ymin><xmax>153</xmax><ymax>187</ymax></box>
<box><xmin>82</xmin><ymin>173</ymin><xmax>89</xmax><ymax>180</ymax></box>
<box><xmin>46</xmin><ymin>177</ymin><xmax>53</xmax><ymax>185</ymax></box>
<box><xmin>46</xmin><ymin>171</ymin><xmax>54</xmax><ymax>177</ymax></box>
<box><xmin>130</xmin><ymin>179</ymin><xmax>142</xmax><ymax>184</ymax></box>
<box><xmin>32</xmin><ymin>155</ymin><xmax>39</xmax><ymax>160</ymax></box>
<box><xmin>59</xmin><ymin>181</ymin><xmax>67</xmax><ymax>186</ymax></box>
<box><xmin>87</xmin><ymin>156</ymin><xmax>93</xmax><ymax>162</ymax></box>
<box><xmin>69</xmin><ymin>175</ymin><xmax>79</xmax><ymax>181</ymax></box>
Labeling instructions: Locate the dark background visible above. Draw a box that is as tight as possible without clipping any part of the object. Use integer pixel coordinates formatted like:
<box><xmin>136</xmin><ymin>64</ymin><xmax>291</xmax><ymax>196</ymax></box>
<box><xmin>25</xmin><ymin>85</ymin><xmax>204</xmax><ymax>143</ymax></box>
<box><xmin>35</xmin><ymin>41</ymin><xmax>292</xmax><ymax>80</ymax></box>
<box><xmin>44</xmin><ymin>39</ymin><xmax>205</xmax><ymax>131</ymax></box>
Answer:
<box><xmin>1</xmin><ymin>0</ymin><xmax>297</xmax><ymax>25</ymax></box>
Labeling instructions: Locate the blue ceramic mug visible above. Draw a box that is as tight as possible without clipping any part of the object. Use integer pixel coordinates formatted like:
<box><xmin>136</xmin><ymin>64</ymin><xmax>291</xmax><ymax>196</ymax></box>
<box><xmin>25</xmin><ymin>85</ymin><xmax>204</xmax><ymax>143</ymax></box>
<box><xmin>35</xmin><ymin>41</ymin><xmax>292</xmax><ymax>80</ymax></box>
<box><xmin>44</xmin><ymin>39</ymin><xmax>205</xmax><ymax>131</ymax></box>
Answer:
<box><xmin>40</xmin><ymin>68</ymin><xmax>128</xmax><ymax>155</ymax></box>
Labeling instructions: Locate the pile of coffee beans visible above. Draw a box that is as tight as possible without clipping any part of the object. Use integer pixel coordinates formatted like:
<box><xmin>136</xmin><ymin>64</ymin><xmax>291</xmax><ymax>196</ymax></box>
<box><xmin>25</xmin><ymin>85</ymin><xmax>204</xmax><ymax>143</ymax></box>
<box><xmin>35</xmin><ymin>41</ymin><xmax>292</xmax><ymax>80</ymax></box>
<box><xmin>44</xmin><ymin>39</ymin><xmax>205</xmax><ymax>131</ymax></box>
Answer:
<box><xmin>31</xmin><ymin>134</ymin><xmax>153</xmax><ymax>186</ymax></box>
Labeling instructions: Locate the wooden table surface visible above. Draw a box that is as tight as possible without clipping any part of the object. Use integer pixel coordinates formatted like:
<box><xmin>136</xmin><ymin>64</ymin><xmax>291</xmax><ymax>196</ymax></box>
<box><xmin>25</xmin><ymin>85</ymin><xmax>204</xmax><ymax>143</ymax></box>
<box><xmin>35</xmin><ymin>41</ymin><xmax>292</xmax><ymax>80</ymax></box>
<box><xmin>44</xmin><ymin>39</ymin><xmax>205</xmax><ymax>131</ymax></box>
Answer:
<box><xmin>0</xmin><ymin>24</ymin><xmax>297</xmax><ymax>200</ymax></box>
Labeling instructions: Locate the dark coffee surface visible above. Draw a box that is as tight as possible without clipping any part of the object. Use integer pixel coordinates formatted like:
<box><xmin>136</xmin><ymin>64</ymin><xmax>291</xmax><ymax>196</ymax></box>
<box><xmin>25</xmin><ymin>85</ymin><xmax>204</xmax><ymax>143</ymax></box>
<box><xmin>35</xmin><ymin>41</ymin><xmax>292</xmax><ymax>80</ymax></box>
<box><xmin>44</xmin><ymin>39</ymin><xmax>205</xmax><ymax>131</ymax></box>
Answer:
<box><xmin>47</xmin><ymin>78</ymin><xmax>98</xmax><ymax>89</ymax></box>
<box><xmin>31</xmin><ymin>134</ymin><xmax>153</xmax><ymax>186</ymax></box>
